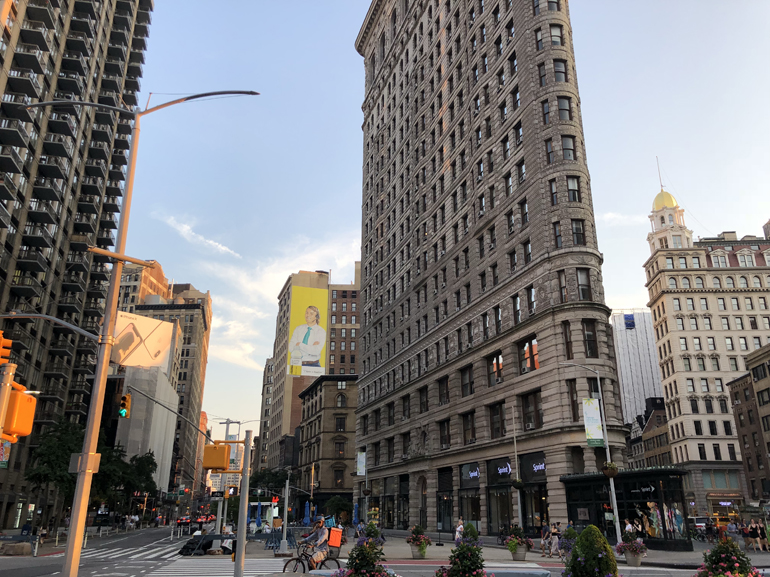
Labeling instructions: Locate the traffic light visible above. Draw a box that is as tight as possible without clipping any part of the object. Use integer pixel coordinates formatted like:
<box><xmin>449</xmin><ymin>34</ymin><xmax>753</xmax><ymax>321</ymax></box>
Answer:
<box><xmin>119</xmin><ymin>393</ymin><xmax>131</xmax><ymax>418</ymax></box>
<box><xmin>3</xmin><ymin>387</ymin><xmax>36</xmax><ymax>442</ymax></box>
<box><xmin>0</xmin><ymin>331</ymin><xmax>12</xmax><ymax>365</ymax></box>
<box><xmin>227</xmin><ymin>486</ymin><xmax>238</xmax><ymax>497</ymax></box>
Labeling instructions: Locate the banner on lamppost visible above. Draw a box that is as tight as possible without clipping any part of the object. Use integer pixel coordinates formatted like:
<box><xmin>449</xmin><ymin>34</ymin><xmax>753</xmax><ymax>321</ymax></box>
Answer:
<box><xmin>583</xmin><ymin>398</ymin><xmax>604</xmax><ymax>447</ymax></box>
<box><xmin>356</xmin><ymin>451</ymin><xmax>366</xmax><ymax>476</ymax></box>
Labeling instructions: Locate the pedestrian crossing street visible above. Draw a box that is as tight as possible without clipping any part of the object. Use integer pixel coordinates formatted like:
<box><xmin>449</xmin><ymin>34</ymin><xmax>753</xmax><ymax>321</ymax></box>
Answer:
<box><xmin>144</xmin><ymin>558</ymin><xmax>289</xmax><ymax>576</ymax></box>
<box><xmin>47</xmin><ymin>543</ymin><xmax>183</xmax><ymax>561</ymax></box>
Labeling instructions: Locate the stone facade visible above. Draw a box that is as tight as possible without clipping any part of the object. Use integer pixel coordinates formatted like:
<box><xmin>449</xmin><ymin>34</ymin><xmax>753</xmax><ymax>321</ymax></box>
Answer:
<box><xmin>644</xmin><ymin>191</ymin><xmax>770</xmax><ymax>517</ymax></box>
<box><xmin>254</xmin><ymin>357</ymin><xmax>275</xmax><ymax>472</ymax></box>
<box><xmin>354</xmin><ymin>0</ymin><xmax>625</xmax><ymax>536</ymax></box>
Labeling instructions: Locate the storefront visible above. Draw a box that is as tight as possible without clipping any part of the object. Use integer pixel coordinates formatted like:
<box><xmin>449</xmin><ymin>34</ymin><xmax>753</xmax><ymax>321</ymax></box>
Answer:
<box><xmin>383</xmin><ymin>477</ymin><xmax>397</xmax><ymax>529</ymax></box>
<box><xmin>562</xmin><ymin>467</ymin><xmax>691</xmax><ymax>551</ymax></box>
<box><xmin>368</xmin><ymin>478</ymin><xmax>382</xmax><ymax>526</ymax></box>
<box><xmin>396</xmin><ymin>474</ymin><xmax>410</xmax><ymax>530</ymax></box>
<box><xmin>487</xmin><ymin>457</ymin><xmax>515</xmax><ymax>535</ymax></box>
<box><xmin>520</xmin><ymin>452</ymin><xmax>548</xmax><ymax>536</ymax></box>
<box><xmin>436</xmin><ymin>467</ymin><xmax>453</xmax><ymax>533</ymax></box>
<box><xmin>460</xmin><ymin>462</ymin><xmax>481</xmax><ymax>532</ymax></box>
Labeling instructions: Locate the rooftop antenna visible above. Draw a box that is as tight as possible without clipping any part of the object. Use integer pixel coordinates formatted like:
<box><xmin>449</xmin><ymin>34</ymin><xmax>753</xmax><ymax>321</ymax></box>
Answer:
<box><xmin>656</xmin><ymin>156</ymin><xmax>664</xmax><ymax>190</ymax></box>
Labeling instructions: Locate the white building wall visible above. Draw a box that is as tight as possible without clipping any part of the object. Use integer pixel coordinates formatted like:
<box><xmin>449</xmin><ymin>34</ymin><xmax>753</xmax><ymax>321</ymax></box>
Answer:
<box><xmin>610</xmin><ymin>309</ymin><xmax>663</xmax><ymax>424</ymax></box>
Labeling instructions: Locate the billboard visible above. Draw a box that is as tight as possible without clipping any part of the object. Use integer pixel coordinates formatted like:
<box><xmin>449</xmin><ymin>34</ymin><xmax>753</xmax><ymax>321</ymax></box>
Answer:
<box><xmin>583</xmin><ymin>398</ymin><xmax>604</xmax><ymax>447</ymax></box>
<box><xmin>356</xmin><ymin>451</ymin><xmax>366</xmax><ymax>476</ymax></box>
<box><xmin>0</xmin><ymin>441</ymin><xmax>10</xmax><ymax>469</ymax></box>
<box><xmin>111</xmin><ymin>311</ymin><xmax>173</xmax><ymax>369</ymax></box>
<box><xmin>286</xmin><ymin>286</ymin><xmax>328</xmax><ymax>377</ymax></box>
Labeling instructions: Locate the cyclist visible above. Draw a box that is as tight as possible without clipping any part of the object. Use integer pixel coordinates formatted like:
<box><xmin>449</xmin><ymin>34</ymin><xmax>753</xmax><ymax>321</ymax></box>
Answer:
<box><xmin>300</xmin><ymin>515</ymin><xmax>329</xmax><ymax>570</ymax></box>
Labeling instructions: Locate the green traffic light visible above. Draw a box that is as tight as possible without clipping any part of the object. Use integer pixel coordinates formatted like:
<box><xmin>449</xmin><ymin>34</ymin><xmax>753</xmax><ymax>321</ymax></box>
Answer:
<box><xmin>119</xmin><ymin>408</ymin><xmax>127</xmax><ymax>417</ymax></box>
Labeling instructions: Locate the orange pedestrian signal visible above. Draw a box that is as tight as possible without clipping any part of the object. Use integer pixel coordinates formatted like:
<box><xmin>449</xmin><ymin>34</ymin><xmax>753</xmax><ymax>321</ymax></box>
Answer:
<box><xmin>202</xmin><ymin>444</ymin><xmax>230</xmax><ymax>471</ymax></box>
<box><xmin>0</xmin><ymin>331</ymin><xmax>12</xmax><ymax>365</ymax></box>
<box><xmin>2</xmin><ymin>387</ymin><xmax>36</xmax><ymax>443</ymax></box>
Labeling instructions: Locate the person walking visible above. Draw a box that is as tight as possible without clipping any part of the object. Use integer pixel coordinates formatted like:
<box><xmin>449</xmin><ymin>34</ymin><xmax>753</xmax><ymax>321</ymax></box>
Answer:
<box><xmin>455</xmin><ymin>517</ymin><xmax>464</xmax><ymax>541</ymax></box>
<box><xmin>705</xmin><ymin>517</ymin><xmax>715</xmax><ymax>544</ymax></box>
<box><xmin>540</xmin><ymin>522</ymin><xmax>551</xmax><ymax>557</ymax></box>
<box><xmin>550</xmin><ymin>523</ymin><xmax>561</xmax><ymax>559</ymax></box>
<box><xmin>759</xmin><ymin>521</ymin><xmax>769</xmax><ymax>552</ymax></box>
<box><xmin>749</xmin><ymin>519</ymin><xmax>761</xmax><ymax>552</ymax></box>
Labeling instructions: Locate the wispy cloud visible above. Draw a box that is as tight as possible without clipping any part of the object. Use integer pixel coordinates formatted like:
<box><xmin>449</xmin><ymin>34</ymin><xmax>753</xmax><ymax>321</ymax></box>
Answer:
<box><xmin>155</xmin><ymin>214</ymin><xmax>242</xmax><ymax>258</ymax></box>
<box><xmin>596</xmin><ymin>212</ymin><xmax>648</xmax><ymax>226</ymax></box>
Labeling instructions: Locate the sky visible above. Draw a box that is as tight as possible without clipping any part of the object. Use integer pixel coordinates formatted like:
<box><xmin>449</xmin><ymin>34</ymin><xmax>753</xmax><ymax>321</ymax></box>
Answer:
<box><xmin>124</xmin><ymin>1</ymin><xmax>770</xmax><ymax>445</ymax></box>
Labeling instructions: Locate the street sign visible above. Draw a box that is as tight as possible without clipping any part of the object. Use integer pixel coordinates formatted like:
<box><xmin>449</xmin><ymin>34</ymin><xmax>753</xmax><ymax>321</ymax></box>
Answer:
<box><xmin>211</xmin><ymin>491</ymin><xmax>224</xmax><ymax>498</ymax></box>
<box><xmin>211</xmin><ymin>497</ymin><xmax>223</xmax><ymax>502</ymax></box>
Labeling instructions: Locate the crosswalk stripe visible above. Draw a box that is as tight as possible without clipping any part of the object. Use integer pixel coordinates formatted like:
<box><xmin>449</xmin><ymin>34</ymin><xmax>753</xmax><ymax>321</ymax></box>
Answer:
<box><xmin>145</xmin><ymin>559</ymin><xmax>288</xmax><ymax>576</ymax></box>
<box><xmin>132</xmin><ymin>544</ymin><xmax>180</xmax><ymax>560</ymax></box>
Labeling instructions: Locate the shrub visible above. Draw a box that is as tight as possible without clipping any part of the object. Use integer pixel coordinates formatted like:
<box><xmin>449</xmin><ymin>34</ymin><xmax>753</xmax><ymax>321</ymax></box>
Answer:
<box><xmin>406</xmin><ymin>525</ymin><xmax>432</xmax><ymax>555</ymax></box>
<box><xmin>695</xmin><ymin>537</ymin><xmax>760</xmax><ymax>577</ymax></box>
<box><xmin>463</xmin><ymin>523</ymin><xmax>480</xmax><ymax>542</ymax></box>
<box><xmin>435</xmin><ymin>525</ymin><xmax>490</xmax><ymax>577</ymax></box>
<box><xmin>340</xmin><ymin>522</ymin><xmax>388</xmax><ymax>577</ymax></box>
<box><xmin>563</xmin><ymin>525</ymin><xmax>617</xmax><ymax>577</ymax></box>
<box><xmin>561</xmin><ymin>527</ymin><xmax>578</xmax><ymax>556</ymax></box>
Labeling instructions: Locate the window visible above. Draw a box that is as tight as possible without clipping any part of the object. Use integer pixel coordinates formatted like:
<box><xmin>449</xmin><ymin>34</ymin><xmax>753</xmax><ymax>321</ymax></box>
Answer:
<box><xmin>487</xmin><ymin>352</ymin><xmax>503</xmax><ymax>385</ymax></box>
<box><xmin>419</xmin><ymin>386</ymin><xmax>428</xmax><ymax>413</ymax></box>
<box><xmin>694</xmin><ymin>421</ymin><xmax>703</xmax><ymax>435</ymax></box>
<box><xmin>562</xmin><ymin>320</ymin><xmax>573</xmax><ymax>358</ymax></box>
<box><xmin>535</xmin><ymin>28</ymin><xmax>543</xmax><ymax>50</ymax></box>
<box><xmin>550</xmin><ymin>24</ymin><xmax>563</xmax><ymax>45</ymax></box>
<box><xmin>336</xmin><ymin>394</ymin><xmax>347</xmax><ymax>407</ymax></box>
<box><xmin>523</xmin><ymin>240</ymin><xmax>532</xmax><ymax>263</ymax></box>
<box><xmin>538</xmin><ymin>63</ymin><xmax>546</xmax><ymax>86</ymax></box>
<box><xmin>562</xmin><ymin>135</ymin><xmax>575</xmax><ymax>160</ymax></box>
<box><xmin>521</xmin><ymin>390</ymin><xmax>543</xmax><ymax>430</ymax></box>
<box><xmin>553</xmin><ymin>222</ymin><xmax>562</xmax><ymax>247</ymax></box>
<box><xmin>545</xmin><ymin>139</ymin><xmax>554</xmax><ymax>164</ymax></box>
<box><xmin>691</xmin><ymin>399</ymin><xmax>699</xmax><ymax>414</ymax></box>
<box><xmin>713</xmin><ymin>444</ymin><xmax>722</xmax><ymax>461</ymax></box>
<box><xmin>542</xmin><ymin>100</ymin><xmax>550</xmax><ymax>124</ymax></box>
<box><xmin>571</xmin><ymin>219</ymin><xmax>585</xmax><ymax>245</ymax></box>
<box><xmin>336</xmin><ymin>417</ymin><xmax>346</xmax><ymax>432</ymax></box>
<box><xmin>550</xmin><ymin>179</ymin><xmax>558</xmax><ymax>205</ymax></box>
<box><xmin>439</xmin><ymin>419</ymin><xmax>451</xmax><ymax>448</ymax></box>
<box><xmin>567</xmin><ymin>379</ymin><xmax>579</xmax><ymax>421</ymax></box>
<box><xmin>577</xmin><ymin>268</ymin><xmax>592</xmax><ymax>300</ymax></box>
<box><xmin>554</xmin><ymin>60</ymin><xmax>567</xmax><ymax>82</ymax></box>
<box><xmin>489</xmin><ymin>403</ymin><xmax>505</xmax><ymax>439</ymax></box>
<box><xmin>438</xmin><ymin>376</ymin><xmax>449</xmax><ymax>405</ymax></box>
<box><xmin>461</xmin><ymin>365</ymin><xmax>474</xmax><ymax>397</ymax></box>
<box><xmin>567</xmin><ymin>176</ymin><xmax>581</xmax><ymax>202</ymax></box>
<box><xmin>557</xmin><ymin>96</ymin><xmax>571</xmax><ymax>120</ymax></box>
<box><xmin>698</xmin><ymin>444</ymin><xmax>706</xmax><ymax>460</ymax></box>
<box><xmin>462</xmin><ymin>412</ymin><xmax>476</xmax><ymax>444</ymax></box>
<box><xmin>582</xmin><ymin>320</ymin><xmax>598</xmax><ymax>358</ymax></box>
<box><xmin>559</xmin><ymin>271</ymin><xmax>568</xmax><ymax>303</ymax></box>
<box><xmin>527</xmin><ymin>285</ymin><xmax>536</xmax><ymax>315</ymax></box>
<box><xmin>518</xmin><ymin>335</ymin><xmax>539</xmax><ymax>373</ymax></box>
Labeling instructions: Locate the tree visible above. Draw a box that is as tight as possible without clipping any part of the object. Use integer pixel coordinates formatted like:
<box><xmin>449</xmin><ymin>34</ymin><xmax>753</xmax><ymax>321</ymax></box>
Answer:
<box><xmin>250</xmin><ymin>468</ymin><xmax>295</xmax><ymax>494</ymax></box>
<box><xmin>564</xmin><ymin>525</ymin><xmax>617</xmax><ymax>577</ymax></box>
<box><xmin>324</xmin><ymin>495</ymin><xmax>353</xmax><ymax>522</ymax></box>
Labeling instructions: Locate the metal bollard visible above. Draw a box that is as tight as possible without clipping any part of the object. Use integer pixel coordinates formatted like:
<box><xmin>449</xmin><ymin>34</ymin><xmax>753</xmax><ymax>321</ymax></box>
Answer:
<box><xmin>83</xmin><ymin>530</ymin><xmax>88</xmax><ymax>549</ymax></box>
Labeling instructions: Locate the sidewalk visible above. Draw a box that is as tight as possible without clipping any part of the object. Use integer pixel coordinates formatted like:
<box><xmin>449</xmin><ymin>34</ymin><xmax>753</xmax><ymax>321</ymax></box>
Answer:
<box><xmin>243</xmin><ymin>529</ymin><xmax>770</xmax><ymax>571</ymax></box>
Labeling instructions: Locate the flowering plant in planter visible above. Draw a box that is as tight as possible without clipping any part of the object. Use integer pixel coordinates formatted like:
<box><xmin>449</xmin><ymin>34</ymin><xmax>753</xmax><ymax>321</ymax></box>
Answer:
<box><xmin>435</xmin><ymin>525</ymin><xmax>490</xmax><ymax>577</ymax></box>
<box><xmin>615</xmin><ymin>540</ymin><xmax>647</xmax><ymax>555</ymax></box>
<box><xmin>406</xmin><ymin>525</ymin><xmax>432</xmax><ymax>556</ymax></box>
<box><xmin>694</xmin><ymin>537</ymin><xmax>760</xmax><ymax>577</ymax></box>
<box><xmin>504</xmin><ymin>534</ymin><xmax>534</xmax><ymax>553</ymax></box>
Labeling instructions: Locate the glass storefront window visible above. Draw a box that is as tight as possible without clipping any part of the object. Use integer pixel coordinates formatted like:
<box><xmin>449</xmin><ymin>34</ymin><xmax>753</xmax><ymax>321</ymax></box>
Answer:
<box><xmin>437</xmin><ymin>493</ymin><xmax>453</xmax><ymax>531</ymax></box>
<box><xmin>459</xmin><ymin>489</ymin><xmax>481</xmax><ymax>531</ymax></box>
<box><xmin>487</xmin><ymin>487</ymin><xmax>513</xmax><ymax>534</ymax></box>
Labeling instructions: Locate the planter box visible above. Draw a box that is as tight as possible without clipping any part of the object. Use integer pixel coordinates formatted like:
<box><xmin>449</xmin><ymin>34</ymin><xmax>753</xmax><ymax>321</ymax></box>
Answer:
<box><xmin>624</xmin><ymin>551</ymin><xmax>642</xmax><ymax>567</ymax></box>
<box><xmin>410</xmin><ymin>544</ymin><xmax>425</xmax><ymax>558</ymax></box>
<box><xmin>511</xmin><ymin>548</ymin><xmax>527</xmax><ymax>561</ymax></box>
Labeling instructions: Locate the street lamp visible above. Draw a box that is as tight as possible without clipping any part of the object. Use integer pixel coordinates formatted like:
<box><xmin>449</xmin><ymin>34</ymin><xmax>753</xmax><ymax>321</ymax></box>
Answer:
<box><xmin>27</xmin><ymin>90</ymin><xmax>259</xmax><ymax>577</ymax></box>
<box><xmin>559</xmin><ymin>361</ymin><xmax>622</xmax><ymax>544</ymax></box>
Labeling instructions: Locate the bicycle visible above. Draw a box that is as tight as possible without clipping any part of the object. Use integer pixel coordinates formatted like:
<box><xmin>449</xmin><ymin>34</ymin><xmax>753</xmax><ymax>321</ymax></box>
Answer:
<box><xmin>497</xmin><ymin>524</ymin><xmax>511</xmax><ymax>546</ymax></box>
<box><xmin>283</xmin><ymin>543</ymin><xmax>341</xmax><ymax>573</ymax></box>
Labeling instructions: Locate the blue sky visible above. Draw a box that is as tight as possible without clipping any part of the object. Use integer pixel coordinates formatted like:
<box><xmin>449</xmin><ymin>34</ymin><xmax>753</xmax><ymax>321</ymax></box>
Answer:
<box><xmin>125</xmin><ymin>1</ymin><xmax>770</xmax><ymax>443</ymax></box>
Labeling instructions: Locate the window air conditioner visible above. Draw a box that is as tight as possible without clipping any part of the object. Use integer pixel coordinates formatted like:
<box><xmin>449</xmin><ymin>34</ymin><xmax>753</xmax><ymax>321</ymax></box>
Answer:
<box><xmin>441</xmin><ymin>283</ymin><xmax>446</xmax><ymax>288</ymax></box>
<box><xmin>434</xmin><ymin>289</ymin><xmax>438</xmax><ymax>295</ymax></box>
<box><xmin>525</xmin><ymin>423</ymin><xmax>534</xmax><ymax>430</ymax></box>
<box><xmin>496</xmin><ymin>377</ymin><xmax>503</xmax><ymax>384</ymax></box>
<box><xmin>490</xmin><ymin>243</ymin><xmax>496</xmax><ymax>250</ymax></box>
<box><xmin>478</xmin><ymin>210</ymin><xmax>485</xmax><ymax>216</ymax></box>
<box><xmin>521</xmin><ymin>366</ymin><xmax>529</xmax><ymax>374</ymax></box>
<box><xmin>401</xmin><ymin>454</ymin><xmax>408</xmax><ymax>460</ymax></box>
<box><xmin>441</xmin><ymin>443</ymin><xmax>450</xmax><ymax>449</ymax></box>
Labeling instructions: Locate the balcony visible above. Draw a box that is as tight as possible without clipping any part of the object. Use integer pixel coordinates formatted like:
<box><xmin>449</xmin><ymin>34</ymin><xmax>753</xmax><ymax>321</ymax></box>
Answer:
<box><xmin>77</xmin><ymin>194</ymin><xmax>99</xmax><ymax>214</ymax></box>
<box><xmin>0</xmin><ymin>202</ymin><xmax>10</xmax><ymax>229</ymax></box>
<box><xmin>100</xmin><ymin>73</ymin><xmax>121</xmax><ymax>92</ymax></box>
<box><xmin>66</xmin><ymin>252</ymin><xmax>90</xmax><ymax>272</ymax></box>
<box><xmin>62</xmin><ymin>273</ymin><xmax>86</xmax><ymax>292</ymax></box>
<box><xmin>61</xmin><ymin>51</ymin><xmax>88</xmax><ymax>76</ymax></box>
<box><xmin>47</xmin><ymin>112</ymin><xmax>77</xmax><ymax>137</ymax></box>
<box><xmin>111</xmin><ymin>150</ymin><xmax>127</xmax><ymax>166</ymax></box>
<box><xmin>38</xmin><ymin>154</ymin><xmax>68</xmax><ymax>179</ymax></box>
<box><xmin>96</xmin><ymin>228</ymin><xmax>115</xmax><ymax>247</ymax></box>
<box><xmin>36</xmin><ymin>405</ymin><xmax>64</xmax><ymax>423</ymax></box>
<box><xmin>0</xmin><ymin>118</ymin><xmax>29</xmax><ymax>148</ymax></box>
<box><xmin>8</xmin><ymin>325</ymin><xmax>35</xmax><ymax>351</ymax></box>
<box><xmin>87</xmin><ymin>280</ymin><xmax>108</xmax><ymax>298</ymax></box>
<box><xmin>80</xmin><ymin>319</ymin><xmax>100</xmax><ymax>335</ymax></box>
<box><xmin>43</xmin><ymin>133</ymin><xmax>74</xmax><ymax>158</ymax></box>
<box><xmin>56</xmin><ymin>72</ymin><xmax>85</xmax><ymax>97</ymax></box>
<box><xmin>73</xmin><ymin>0</ymin><xmax>97</xmax><ymax>18</ymax></box>
<box><xmin>116</xmin><ymin>118</ymin><xmax>132</xmax><ymax>135</ymax></box>
<box><xmin>0</xmin><ymin>145</ymin><xmax>24</xmax><ymax>173</ymax></box>
<box><xmin>0</xmin><ymin>172</ymin><xmax>17</xmax><ymax>201</ymax></box>
<box><xmin>26</xmin><ymin>0</ymin><xmax>56</xmax><ymax>28</ymax></box>
<box><xmin>6</xmin><ymin>68</ymin><xmax>41</xmax><ymax>98</ymax></box>
<box><xmin>109</xmin><ymin>164</ymin><xmax>125</xmax><ymax>181</ymax></box>
<box><xmin>13</xmin><ymin>43</ymin><xmax>46</xmax><ymax>74</ymax></box>
<box><xmin>129</xmin><ymin>50</ymin><xmax>145</xmax><ymax>65</ymax></box>
<box><xmin>91</xmin><ymin>124</ymin><xmax>113</xmax><ymax>143</ymax></box>
<box><xmin>1</xmin><ymin>93</ymin><xmax>34</xmax><ymax>122</ymax></box>
<box><xmin>98</xmin><ymin>91</ymin><xmax>119</xmax><ymax>108</ymax></box>
<box><xmin>90</xmin><ymin>263</ymin><xmax>109</xmax><ymax>281</ymax></box>
<box><xmin>27</xmin><ymin>199</ymin><xmax>59</xmax><ymax>225</ymax></box>
<box><xmin>123</xmin><ymin>90</ymin><xmax>137</xmax><ymax>106</ymax></box>
<box><xmin>103</xmin><ymin>196</ymin><xmax>120</xmax><ymax>212</ymax></box>
<box><xmin>16</xmin><ymin>248</ymin><xmax>47</xmax><ymax>272</ymax></box>
<box><xmin>66</xmin><ymin>30</ymin><xmax>93</xmax><ymax>55</ymax></box>
<box><xmin>107</xmin><ymin>43</ymin><xmax>127</xmax><ymax>61</ymax></box>
<box><xmin>51</xmin><ymin>91</ymin><xmax>79</xmax><ymax>114</ymax></box>
<box><xmin>88</xmin><ymin>140</ymin><xmax>110</xmax><ymax>160</ymax></box>
<box><xmin>106</xmin><ymin>180</ymin><xmax>124</xmax><ymax>196</ymax></box>
<box><xmin>19</xmin><ymin>20</ymin><xmax>51</xmax><ymax>52</ymax></box>
<box><xmin>83</xmin><ymin>299</ymin><xmax>104</xmax><ymax>316</ymax></box>
<box><xmin>110</xmin><ymin>28</ymin><xmax>129</xmax><ymax>46</ymax></box>
<box><xmin>69</xmin><ymin>14</ymin><xmax>95</xmax><ymax>38</ymax></box>
<box><xmin>22</xmin><ymin>224</ymin><xmax>53</xmax><ymax>247</ymax></box>
<box><xmin>65</xmin><ymin>401</ymin><xmax>88</xmax><ymax>415</ymax></box>
<box><xmin>124</xmin><ymin>74</ymin><xmax>140</xmax><ymax>92</ymax></box>
<box><xmin>49</xmin><ymin>338</ymin><xmax>75</xmax><ymax>357</ymax></box>
<box><xmin>95</xmin><ymin>108</ymin><xmax>116</xmax><ymax>125</ymax></box>
<box><xmin>136</xmin><ymin>8</ymin><xmax>152</xmax><ymax>25</ymax></box>
<box><xmin>39</xmin><ymin>381</ymin><xmax>67</xmax><ymax>401</ymax></box>
<box><xmin>72</xmin><ymin>212</ymin><xmax>97</xmax><ymax>234</ymax></box>
<box><xmin>73</xmin><ymin>355</ymin><xmax>95</xmax><ymax>373</ymax></box>
<box><xmin>70</xmin><ymin>377</ymin><xmax>92</xmax><ymax>394</ymax></box>
<box><xmin>104</xmin><ymin>57</ymin><xmax>123</xmax><ymax>75</ymax></box>
<box><xmin>69</xmin><ymin>233</ymin><xmax>92</xmax><ymax>252</ymax></box>
<box><xmin>127</xmin><ymin>60</ymin><xmax>142</xmax><ymax>78</ymax></box>
<box><xmin>57</xmin><ymin>294</ymin><xmax>83</xmax><ymax>314</ymax></box>
<box><xmin>113</xmin><ymin>9</ymin><xmax>132</xmax><ymax>30</ymax></box>
<box><xmin>132</xmin><ymin>36</ymin><xmax>147</xmax><ymax>52</ymax></box>
<box><xmin>85</xmin><ymin>159</ymin><xmax>107</xmax><ymax>179</ymax></box>
<box><xmin>80</xmin><ymin>176</ymin><xmax>103</xmax><ymax>195</ymax></box>
<box><xmin>100</xmin><ymin>212</ymin><xmax>117</xmax><ymax>229</ymax></box>
<box><xmin>11</xmin><ymin>274</ymin><xmax>43</xmax><ymax>297</ymax></box>
<box><xmin>44</xmin><ymin>360</ymin><xmax>70</xmax><ymax>379</ymax></box>
<box><xmin>113</xmin><ymin>134</ymin><xmax>129</xmax><ymax>150</ymax></box>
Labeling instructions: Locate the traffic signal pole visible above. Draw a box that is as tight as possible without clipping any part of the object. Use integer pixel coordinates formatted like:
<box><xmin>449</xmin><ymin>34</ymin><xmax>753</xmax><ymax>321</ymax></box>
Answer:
<box><xmin>234</xmin><ymin>431</ymin><xmax>252</xmax><ymax>577</ymax></box>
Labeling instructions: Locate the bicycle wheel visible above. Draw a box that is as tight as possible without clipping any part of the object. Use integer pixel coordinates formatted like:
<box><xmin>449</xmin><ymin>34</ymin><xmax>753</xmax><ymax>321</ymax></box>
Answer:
<box><xmin>283</xmin><ymin>557</ymin><xmax>306</xmax><ymax>573</ymax></box>
<box><xmin>322</xmin><ymin>557</ymin><xmax>341</xmax><ymax>569</ymax></box>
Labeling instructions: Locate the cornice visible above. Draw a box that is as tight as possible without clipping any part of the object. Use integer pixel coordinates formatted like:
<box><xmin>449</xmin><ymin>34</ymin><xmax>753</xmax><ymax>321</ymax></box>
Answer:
<box><xmin>356</xmin><ymin>0</ymin><xmax>385</xmax><ymax>56</ymax></box>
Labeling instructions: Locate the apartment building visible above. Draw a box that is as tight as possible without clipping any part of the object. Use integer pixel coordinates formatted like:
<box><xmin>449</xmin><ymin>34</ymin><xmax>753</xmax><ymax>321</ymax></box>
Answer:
<box><xmin>328</xmin><ymin>262</ymin><xmax>362</xmax><ymax>376</ymax></box>
<box><xmin>254</xmin><ymin>356</ymin><xmax>274</xmax><ymax>472</ymax></box>
<box><xmin>728</xmin><ymin>344</ymin><xmax>770</xmax><ymax>501</ymax></box>
<box><xmin>610</xmin><ymin>309</ymin><xmax>663</xmax><ymax>424</ymax></box>
<box><xmin>355</xmin><ymin>0</ymin><xmax>626</xmax><ymax>536</ymax></box>
<box><xmin>118</xmin><ymin>260</ymin><xmax>170</xmax><ymax>312</ymax></box>
<box><xmin>297</xmin><ymin>374</ymin><xmax>358</xmax><ymax>517</ymax></box>
<box><xmin>644</xmin><ymin>189</ymin><xmax>770</xmax><ymax>516</ymax></box>
<box><xmin>0</xmin><ymin>0</ymin><xmax>153</xmax><ymax>530</ymax></box>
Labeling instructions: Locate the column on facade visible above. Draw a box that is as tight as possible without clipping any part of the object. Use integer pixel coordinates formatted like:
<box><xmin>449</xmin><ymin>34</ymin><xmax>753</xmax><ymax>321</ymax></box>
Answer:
<box><xmin>545</xmin><ymin>446</ymin><xmax>573</xmax><ymax>524</ymax></box>
<box><xmin>583</xmin><ymin>446</ymin><xmax>599</xmax><ymax>473</ymax></box>
<box><xmin>426</xmin><ymin>468</ymin><xmax>438</xmax><ymax>531</ymax></box>
<box><xmin>408</xmin><ymin>472</ymin><xmax>420</xmax><ymax>528</ymax></box>
<box><xmin>452</xmin><ymin>464</ymin><xmax>461</xmax><ymax>531</ymax></box>
<box><xmin>478</xmin><ymin>460</ymin><xmax>488</xmax><ymax>536</ymax></box>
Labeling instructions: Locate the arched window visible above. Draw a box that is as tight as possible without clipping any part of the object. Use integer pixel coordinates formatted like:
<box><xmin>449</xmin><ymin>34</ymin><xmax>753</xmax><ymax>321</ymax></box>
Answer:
<box><xmin>668</xmin><ymin>278</ymin><xmax>677</xmax><ymax>289</ymax></box>
<box><xmin>695</xmin><ymin>277</ymin><xmax>704</xmax><ymax>288</ymax></box>
<box><xmin>754</xmin><ymin>276</ymin><xmax>762</xmax><ymax>288</ymax></box>
<box><xmin>726</xmin><ymin>277</ymin><xmax>735</xmax><ymax>288</ymax></box>
<box><xmin>681</xmin><ymin>278</ymin><xmax>691</xmax><ymax>288</ymax></box>
<box><xmin>739</xmin><ymin>277</ymin><xmax>748</xmax><ymax>288</ymax></box>
<box><xmin>712</xmin><ymin>277</ymin><xmax>722</xmax><ymax>288</ymax></box>
<box><xmin>660</xmin><ymin>216</ymin><xmax>665</xmax><ymax>226</ymax></box>
<box><xmin>336</xmin><ymin>394</ymin><xmax>347</xmax><ymax>408</ymax></box>
<box><xmin>668</xmin><ymin>214</ymin><xmax>674</xmax><ymax>224</ymax></box>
